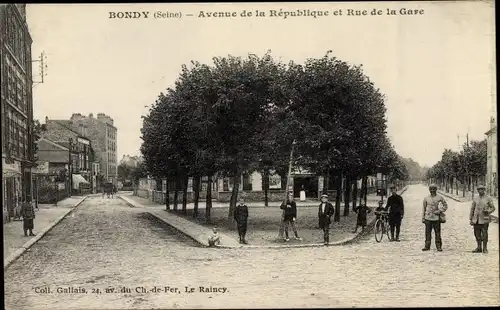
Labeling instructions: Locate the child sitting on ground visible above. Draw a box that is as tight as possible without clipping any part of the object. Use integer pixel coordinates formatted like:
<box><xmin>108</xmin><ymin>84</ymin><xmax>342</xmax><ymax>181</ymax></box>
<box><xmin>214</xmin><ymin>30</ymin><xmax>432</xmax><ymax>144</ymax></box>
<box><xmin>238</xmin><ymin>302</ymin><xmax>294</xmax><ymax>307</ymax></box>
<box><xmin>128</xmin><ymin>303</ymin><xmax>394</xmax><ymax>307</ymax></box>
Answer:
<box><xmin>208</xmin><ymin>227</ymin><xmax>221</xmax><ymax>247</ymax></box>
<box><xmin>353</xmin><ymin>202</ymin><xmax>371</xmax><ymax>233</ymax></box>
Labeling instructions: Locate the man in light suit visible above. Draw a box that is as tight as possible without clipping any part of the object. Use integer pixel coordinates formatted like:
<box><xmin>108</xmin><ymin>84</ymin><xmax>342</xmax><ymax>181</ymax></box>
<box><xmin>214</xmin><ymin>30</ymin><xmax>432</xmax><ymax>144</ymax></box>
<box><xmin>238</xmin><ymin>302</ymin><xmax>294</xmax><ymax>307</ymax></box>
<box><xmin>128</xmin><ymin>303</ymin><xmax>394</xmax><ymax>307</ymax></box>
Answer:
<box><xmin>318</xmin><ymin>194</ymin><xmax>335</xmax><ymax>245</ymax></box>
<box><xmin>469</xmin><ymin>184</ymin><xmax>496</xmax><ymax>254</ymax></box>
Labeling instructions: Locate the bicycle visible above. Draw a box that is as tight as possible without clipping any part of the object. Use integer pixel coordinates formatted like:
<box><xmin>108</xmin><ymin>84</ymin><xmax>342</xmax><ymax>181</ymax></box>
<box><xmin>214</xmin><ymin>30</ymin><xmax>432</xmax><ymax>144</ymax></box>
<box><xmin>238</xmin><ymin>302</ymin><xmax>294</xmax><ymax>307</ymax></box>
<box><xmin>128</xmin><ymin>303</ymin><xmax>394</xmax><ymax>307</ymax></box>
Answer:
<box><xmin>374</xmin><ymin>210</ymin><xmax>391</xmax><ymax>243</ymax></box>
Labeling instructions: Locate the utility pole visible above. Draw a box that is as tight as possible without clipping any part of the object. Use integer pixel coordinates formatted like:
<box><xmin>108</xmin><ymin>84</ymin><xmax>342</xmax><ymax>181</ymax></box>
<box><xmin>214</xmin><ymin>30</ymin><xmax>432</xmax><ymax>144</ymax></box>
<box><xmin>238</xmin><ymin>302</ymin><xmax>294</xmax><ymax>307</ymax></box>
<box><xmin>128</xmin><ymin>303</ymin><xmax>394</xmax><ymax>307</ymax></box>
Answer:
<box><xmin>278</xmin><ymin>140</ymin><xmax>296</xmax><ymax>240</ymax></box>
<box><xmin>32</xmin><ymin>51</ymin><xmax>47</xmax><ymax>87</ymax></box>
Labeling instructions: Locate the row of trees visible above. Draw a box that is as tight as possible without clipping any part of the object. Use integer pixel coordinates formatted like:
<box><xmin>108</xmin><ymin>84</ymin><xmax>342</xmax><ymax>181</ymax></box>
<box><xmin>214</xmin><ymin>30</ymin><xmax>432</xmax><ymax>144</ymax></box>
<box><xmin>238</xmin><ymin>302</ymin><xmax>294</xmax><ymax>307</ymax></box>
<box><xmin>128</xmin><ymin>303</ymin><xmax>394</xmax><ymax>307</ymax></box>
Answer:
<box><xmin>426</xmin><ymin>139</ymin><xmax>487</xmax><ymax>197</ymax></box>
<box><xmin>140</xmin><ymin>51</ymin><xmax>409</xmax><ymax>224</ymax></box>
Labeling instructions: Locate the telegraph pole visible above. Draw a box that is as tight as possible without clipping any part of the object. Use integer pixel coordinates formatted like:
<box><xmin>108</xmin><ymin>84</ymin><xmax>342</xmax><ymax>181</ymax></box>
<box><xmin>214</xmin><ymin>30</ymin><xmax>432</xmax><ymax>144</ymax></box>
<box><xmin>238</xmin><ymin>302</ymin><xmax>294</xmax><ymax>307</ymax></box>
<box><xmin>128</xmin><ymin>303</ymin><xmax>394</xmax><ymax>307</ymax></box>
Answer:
<box><xmin>32</xmin><ymin>51</ymin><xmax>48</xmax><ymax>87</ymax></box>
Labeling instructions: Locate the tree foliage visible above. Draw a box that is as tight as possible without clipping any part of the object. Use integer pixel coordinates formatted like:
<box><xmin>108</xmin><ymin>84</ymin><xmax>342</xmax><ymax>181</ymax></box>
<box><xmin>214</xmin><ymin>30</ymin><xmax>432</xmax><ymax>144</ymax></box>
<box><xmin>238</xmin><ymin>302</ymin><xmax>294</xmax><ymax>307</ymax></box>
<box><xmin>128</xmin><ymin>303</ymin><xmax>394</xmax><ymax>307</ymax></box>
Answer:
<box><xmin>140</xmin><ymin>51</ymin><xmax>409</xmax><ymax>224</ymax></box>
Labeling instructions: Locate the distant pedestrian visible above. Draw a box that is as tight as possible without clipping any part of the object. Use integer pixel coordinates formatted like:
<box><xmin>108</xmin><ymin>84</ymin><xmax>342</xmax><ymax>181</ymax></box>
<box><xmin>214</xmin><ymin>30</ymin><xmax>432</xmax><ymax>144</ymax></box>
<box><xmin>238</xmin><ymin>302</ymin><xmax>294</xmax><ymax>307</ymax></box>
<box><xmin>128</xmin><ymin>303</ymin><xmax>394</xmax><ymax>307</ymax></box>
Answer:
<box><xmin>422</xmin><ymin>184</ymin><xmax>448</xmax><ymax>252</ymax></box>
<box><xmin>280</xmin><ymin>193</ymin><xmax>302</xmax><ymax>242</ymax></box>
<box><xmin>234</xmin><ymin>196</ymin><xmax>249</xmax><ymax>244</ymax></box>
<box><xmin>13</xmin><ymin>196</ymin><xmax>22</xmax><ymax>221</ymax></box>
<box><xmin>208</xmin><ymin>227</ymin><xmax>221</xmax><ymax>247</ymax></box>
<box><xmin>318</xmin><ymin>194</ymin><xmax>335</xmax><ymax>244</ymax></box>
<box><xmin>21</xmin><ymin>201</ymin><xmax>36</xmax><ymax>236</ymax></box>
<box><xmin>469</xmin><ymin>184</ymin><xmax>496</xmax><ymax>254</ymax></box>
<box><xmin>353</xmin><ymin>202</ymin><xmax>371</xmax><ymax>233</ymax></box>
<box><xmin>386</xmin><ymin>185</ymin><xmax>405</xmax><ymax>242</ymax></box>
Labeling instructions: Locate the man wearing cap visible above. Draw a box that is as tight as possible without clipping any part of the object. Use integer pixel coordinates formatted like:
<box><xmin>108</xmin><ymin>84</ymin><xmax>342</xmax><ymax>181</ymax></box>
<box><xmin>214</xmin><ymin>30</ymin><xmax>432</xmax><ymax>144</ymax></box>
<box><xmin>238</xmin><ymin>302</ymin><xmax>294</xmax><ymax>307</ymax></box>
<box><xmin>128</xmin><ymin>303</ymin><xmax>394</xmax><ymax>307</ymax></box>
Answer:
<box><xmin>422</xmin><ymin>184</ymin><xmax>448</xmax><ymax>251</ymax></box>
<box><xmin>385</xmin><ymin>185</ymin><xmax>404</xmax><ymax>242</ymax></box>
<box><xmin>469</xmin><ymin>184</ymin><xmax>496</xmax><ymax>254</ymax></box>
<box><xmin>318</xmin><ymin>194</ymin><xmax>335</xmax><ymax>245</ymax></box>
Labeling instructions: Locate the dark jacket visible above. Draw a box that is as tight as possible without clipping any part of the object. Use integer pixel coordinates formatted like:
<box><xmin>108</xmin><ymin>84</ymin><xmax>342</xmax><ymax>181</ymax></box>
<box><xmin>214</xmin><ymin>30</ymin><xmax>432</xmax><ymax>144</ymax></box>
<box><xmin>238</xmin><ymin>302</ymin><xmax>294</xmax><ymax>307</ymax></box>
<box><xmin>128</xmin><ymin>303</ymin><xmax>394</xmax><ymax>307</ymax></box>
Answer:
<box><xmin>280</xmin><ymin>200</ymin><xmax>297</xmax><ymax>220</ymax></box>
<box><xmin>21</xmin><ymin>202</ymin><xmax>36</xmax><ymax>220</ymax></box>
<box><xmin>386</xmin><ymin>194</ymin><xmax>404</xmax><ymax>215</ymax></box>
<box><xmin>234</xmin><ymin>203</ymin><xmax>249</xmax><ymax>223</ymax></box>
<box><xmin>318</xmin><ymin>202</ymin><xmax>335</xmax><ymax>227</ymax></box>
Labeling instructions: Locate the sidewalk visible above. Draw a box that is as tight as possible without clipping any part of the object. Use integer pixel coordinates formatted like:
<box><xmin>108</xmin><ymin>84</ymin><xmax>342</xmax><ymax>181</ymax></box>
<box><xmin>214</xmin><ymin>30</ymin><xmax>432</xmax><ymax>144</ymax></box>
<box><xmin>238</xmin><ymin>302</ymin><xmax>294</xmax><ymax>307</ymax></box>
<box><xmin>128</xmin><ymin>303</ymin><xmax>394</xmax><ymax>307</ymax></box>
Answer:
<box><xmin>3</xmin><ymin>195</ymin><xmax>88</xmax><ymax>268</ymax></box>
<box><xmin>119</xmin><ymin>186</ymin><xmax>408</xmax><ymax>249</ymax></box>
<box><xmin>438</xmin><ymin>190</ymin><xmax>498</xmax><ymax>222</ymax></box>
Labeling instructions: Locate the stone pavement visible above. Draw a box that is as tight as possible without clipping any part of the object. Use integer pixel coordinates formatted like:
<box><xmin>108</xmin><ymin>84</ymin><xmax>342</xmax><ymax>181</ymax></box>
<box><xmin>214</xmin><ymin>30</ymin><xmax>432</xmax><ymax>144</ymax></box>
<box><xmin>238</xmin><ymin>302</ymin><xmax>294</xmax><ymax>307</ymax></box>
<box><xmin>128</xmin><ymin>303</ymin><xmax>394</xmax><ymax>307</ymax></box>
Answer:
<box><xmin>439</xmin><ymin>190</ymin><xmax>499</xmax><ymax>222</ymax></box>
<box><xmin>3</xmin><ymin>195</ymin><xmax>88</xmax><ymax>268</ymax></box>
<box><xmin>4</xmin><ymin>186</ymin><xmax>498</xmax><ymax>309</ymax></box>
<box><xmin>119</xmin><ymin>186</ymin><xmax>407</xmax><ymax>249</ymax></box>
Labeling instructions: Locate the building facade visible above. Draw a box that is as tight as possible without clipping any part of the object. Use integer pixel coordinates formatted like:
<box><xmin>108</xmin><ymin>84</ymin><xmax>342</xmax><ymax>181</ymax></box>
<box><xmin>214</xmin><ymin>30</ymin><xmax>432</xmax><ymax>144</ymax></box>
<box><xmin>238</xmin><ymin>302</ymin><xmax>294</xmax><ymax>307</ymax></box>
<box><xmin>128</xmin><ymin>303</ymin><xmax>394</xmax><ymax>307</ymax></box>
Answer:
<box><xmin>40</xmin><ymin>120</ymin><xmax>97</xmax><ymax>194</ymax></box>
<box><xmin>69</xmin><ymin>113</ymin><xmax>118</xmax><ymax>184</ymax></box>
<box><xmin>485</xmin><ymin>117</ymin><xmax>497</xmax><ymax>197</ymax></box>
<box><xmin>1</xmin><ymin>4</ymin><xmax>35</xmax><ymax>222</ymax></box>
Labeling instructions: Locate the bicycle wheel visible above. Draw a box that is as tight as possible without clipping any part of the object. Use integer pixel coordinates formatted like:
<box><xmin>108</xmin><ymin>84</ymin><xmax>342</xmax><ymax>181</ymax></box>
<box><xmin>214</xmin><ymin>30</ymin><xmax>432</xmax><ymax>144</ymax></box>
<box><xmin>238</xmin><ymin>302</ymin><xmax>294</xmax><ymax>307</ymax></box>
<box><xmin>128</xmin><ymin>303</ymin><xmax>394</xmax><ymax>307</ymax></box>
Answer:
<box><xmin>385</xmin><ymin>221</ymin><xmax>391</xmax><ymax>240</ymax></box>
<box><xmin>374</xmin><ymin>219</ymin><xmax>384</xmax><ymax>243</ymax></box>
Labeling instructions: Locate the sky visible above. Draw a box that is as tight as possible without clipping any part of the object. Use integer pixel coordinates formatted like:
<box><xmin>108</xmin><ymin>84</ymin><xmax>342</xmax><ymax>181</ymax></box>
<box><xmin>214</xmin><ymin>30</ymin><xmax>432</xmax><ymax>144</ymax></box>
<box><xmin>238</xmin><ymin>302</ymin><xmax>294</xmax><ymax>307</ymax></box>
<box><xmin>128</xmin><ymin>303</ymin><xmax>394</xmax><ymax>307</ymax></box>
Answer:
<box><xmin>26</xmin><ymin>1</ymin><xmax>496</xmax><ymax>168</ymax></box>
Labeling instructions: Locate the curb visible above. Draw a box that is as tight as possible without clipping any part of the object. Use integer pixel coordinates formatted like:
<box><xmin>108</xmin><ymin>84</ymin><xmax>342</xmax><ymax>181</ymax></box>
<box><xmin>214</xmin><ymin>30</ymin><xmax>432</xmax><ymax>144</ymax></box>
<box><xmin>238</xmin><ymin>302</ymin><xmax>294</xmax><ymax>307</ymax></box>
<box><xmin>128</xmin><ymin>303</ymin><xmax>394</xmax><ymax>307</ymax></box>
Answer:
<box><xmin>4</xmin><ymin>196</ymin><xmax>89</xmax><ymax>269</ymax></box>
<box><xmin>118</xmin><ymin>186</ymin><xmax>409</xmax><ymax>249</ymax></box>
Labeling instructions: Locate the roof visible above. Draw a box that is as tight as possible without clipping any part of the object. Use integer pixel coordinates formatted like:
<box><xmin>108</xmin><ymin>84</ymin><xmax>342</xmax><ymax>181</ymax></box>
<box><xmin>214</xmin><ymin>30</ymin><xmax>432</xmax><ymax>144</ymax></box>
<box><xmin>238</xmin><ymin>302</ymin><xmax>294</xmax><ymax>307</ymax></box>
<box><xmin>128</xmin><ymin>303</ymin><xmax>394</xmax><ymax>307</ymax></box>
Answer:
<box><xmin>38</xmin><ymin>137</ymin><xmax>69</xmax><ymax>151</ymax></box>
<box><xmin>485</xmin><ymin>125</ymin><xmax>497</xmax><ymax>136</ymax></box>
<box><xmin>48</xmin><ymin>120</ymin><xmax>88</xmax><ymax>139</ymax></box>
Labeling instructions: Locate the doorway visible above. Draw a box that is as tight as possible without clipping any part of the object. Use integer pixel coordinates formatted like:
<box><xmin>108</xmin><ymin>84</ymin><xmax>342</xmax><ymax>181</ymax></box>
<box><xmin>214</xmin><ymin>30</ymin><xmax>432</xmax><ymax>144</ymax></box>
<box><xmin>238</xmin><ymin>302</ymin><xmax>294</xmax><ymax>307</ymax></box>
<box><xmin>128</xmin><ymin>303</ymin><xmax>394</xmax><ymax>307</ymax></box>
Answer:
<box><xmin>293</xmin><ymin>176</ymin><xmax>318</xmax><ymax>199</ymax></box>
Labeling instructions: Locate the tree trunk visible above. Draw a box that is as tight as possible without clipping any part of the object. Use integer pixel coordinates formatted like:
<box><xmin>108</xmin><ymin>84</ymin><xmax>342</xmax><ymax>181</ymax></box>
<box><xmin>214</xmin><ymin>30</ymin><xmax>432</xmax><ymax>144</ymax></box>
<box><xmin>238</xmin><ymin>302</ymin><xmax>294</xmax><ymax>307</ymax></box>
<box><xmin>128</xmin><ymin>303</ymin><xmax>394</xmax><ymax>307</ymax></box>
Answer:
<box><xmin>263</xmin><ymin>168</ymin><xmax>269</xmax><ymax>207</ymax></box>
<box><xmin>324</xmin><ymin>173</ymin><xmax>330</xmax><ymax>195</ymax></box>
<box><xmin>334</xmin><ymin>173</ymin><xmax>342</xmax><ymax>222</ymax></box>
<box><xmin>193</xmin><ymin>175</ymin><xmax>201</xmax><ymax>218</ymax></box>
<box><xmin>165</xmin><ymin>178</ymin><xmax>170</xmax><ymax>210</ymax></box>
<box><xmin>455</xmin><ymin>178</ymin><xmax>459</xmax><ymax>195</ymax></box>
<box><xmin>173</xmin><ymin>175</ymin><xmax>179</xmax><ymax>212</ymax></box>
<box><xmin>343</xmin><ymin>176</ymin><xmax>351</xmax><ymax>216</ymax></box>
<box><xmin>228</xmin><ymin>171</ymin><xmax>241</xmax><ymax>229</ymax></box>
<box><xmin>182</xmin><ymin>175</ymin><xmax>188</xmax><ymax>214</ymax></box>
<box><xmin>462</xmin><ymin>176</ymin><xmax>466</xmax><ymax>197</ymax></box>
<box><xmin>352</xmin><ymin>178</ymin><xmax>358</xmax><ymax>211</ymax></box>
<box><xmin>362</xmin><ymin>175</ymin><xmax>368</xmax><ymax>206</ymax></box>
<box><xmin>205</xmin><ymin>174</ymin><xmax>212</xmax><ymax>223</ymax></box>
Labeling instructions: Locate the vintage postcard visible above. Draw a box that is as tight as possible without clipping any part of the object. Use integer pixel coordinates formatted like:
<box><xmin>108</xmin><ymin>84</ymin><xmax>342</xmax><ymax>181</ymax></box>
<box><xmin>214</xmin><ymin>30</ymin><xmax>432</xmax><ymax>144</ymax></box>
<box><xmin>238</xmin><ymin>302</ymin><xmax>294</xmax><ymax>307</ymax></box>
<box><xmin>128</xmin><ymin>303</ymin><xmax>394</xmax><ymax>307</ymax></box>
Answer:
<box><xmin>2</xmin><ymin>1</ymin><xmax>498</xmax><ymax>309</ymax></box>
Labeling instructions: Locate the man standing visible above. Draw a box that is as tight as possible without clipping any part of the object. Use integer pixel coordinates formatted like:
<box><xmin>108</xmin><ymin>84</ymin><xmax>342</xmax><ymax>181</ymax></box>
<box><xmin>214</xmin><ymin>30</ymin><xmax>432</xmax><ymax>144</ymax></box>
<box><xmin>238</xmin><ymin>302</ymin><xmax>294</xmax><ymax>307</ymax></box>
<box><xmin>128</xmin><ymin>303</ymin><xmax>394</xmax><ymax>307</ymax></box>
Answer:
<box><xmin>21</xmin><ymin>200</ymin><xmax>36</xmax><ymax>236</ymax></box>
<box><xmin>422</xmin><ymin>184</ymin><xmax>448</xmax><ymax>252</ymax></box>
<box><xmin>318</xmin><ymin>194</ymin><xmax>335</xmax><ymax>245</ymax></box>
<box><xmin>280</xmin><ymin>193</ymin><xmax>302</xmax><ymax>242</ymax></box>
<box><xmin>469</xmin><ymin>184</ymin><xmax>496</xmax><ymax>254</ymax></box>
<box><xmin>386</xmin><ymin>185</ymin><xmax>404</xmax><ymax>242</ymax></box>
<box><xmin>234</xmin><ymin>196</ymin><xmax>249</xmax><ymax>244</ymax></box>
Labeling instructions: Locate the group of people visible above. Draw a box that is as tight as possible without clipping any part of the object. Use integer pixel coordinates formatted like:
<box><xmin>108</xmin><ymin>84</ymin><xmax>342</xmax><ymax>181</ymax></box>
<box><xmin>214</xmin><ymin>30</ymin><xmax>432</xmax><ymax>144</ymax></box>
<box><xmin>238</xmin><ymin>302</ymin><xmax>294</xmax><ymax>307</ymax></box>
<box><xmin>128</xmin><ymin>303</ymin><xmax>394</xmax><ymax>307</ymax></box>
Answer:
<box><xmin>213</xmin><ymin>183</ymin><xmax>496</xmax><ymax>251</ymax></box>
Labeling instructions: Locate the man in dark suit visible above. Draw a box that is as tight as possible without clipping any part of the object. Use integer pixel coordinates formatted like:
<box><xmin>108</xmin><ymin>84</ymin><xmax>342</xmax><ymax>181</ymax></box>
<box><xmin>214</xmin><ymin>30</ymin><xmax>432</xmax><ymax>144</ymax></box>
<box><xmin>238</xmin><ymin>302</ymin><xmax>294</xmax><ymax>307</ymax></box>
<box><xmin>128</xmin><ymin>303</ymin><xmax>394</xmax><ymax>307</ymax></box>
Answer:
<box><xmin>385</xmin><ymin>185</ymin><xmax>404</xmax><ymax>242</ymax></box>
<box><xmin>280</xmin><ymin>193</ymin><xmax>302</xmax><ymax>242</ymax></box>
<box><xmin>234</xmin><ymin>196</ymin><xmax>249</xmax><ymax>244</ymax></box>
<box><xmin>318</xmin><ymin>194</ymin><xmax>335</xmax><ymax>245</ymax></box>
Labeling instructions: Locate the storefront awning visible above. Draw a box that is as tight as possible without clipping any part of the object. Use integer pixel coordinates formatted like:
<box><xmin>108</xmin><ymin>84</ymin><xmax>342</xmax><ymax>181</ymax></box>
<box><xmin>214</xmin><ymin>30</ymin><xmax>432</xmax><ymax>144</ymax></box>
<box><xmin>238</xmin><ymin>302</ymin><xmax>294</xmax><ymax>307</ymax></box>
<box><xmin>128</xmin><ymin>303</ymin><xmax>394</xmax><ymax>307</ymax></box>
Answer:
<box><xmin>72</xmin><ymin>174</ymin><xmax>90</xmax><ymax>189</ymax></box>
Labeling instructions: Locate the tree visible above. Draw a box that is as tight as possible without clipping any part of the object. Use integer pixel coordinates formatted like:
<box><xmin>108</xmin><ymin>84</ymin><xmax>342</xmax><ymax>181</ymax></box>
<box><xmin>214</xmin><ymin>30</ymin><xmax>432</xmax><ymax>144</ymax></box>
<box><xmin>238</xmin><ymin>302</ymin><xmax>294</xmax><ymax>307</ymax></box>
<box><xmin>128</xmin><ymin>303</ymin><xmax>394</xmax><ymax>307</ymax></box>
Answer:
<box><xmin>32</xmin><ymin>119</ymin><xmax>47</xmax><ymax>161</ymax></box>
<box><xmin>117</xmin><ymin>163</ymin><xmax>133</xmax><ymax>182</ymax></box>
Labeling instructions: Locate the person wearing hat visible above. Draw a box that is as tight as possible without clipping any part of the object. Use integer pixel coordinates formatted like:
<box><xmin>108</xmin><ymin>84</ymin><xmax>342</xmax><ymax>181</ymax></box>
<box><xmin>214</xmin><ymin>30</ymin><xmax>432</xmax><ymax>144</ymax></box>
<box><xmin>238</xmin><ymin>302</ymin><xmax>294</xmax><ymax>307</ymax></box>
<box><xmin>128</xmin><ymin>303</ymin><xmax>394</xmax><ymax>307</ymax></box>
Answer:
<box><xmin>469</xmin><ymin>184</ymin><xmax>495</xmax><ymax>253</ymax></box>
<box><xmin>385</xmin><ymin>185</ymin><xmax>405</xmax><ymax>242</ymax></box>
<box><xmin>318</xmin><ymin>193</ymin><xmax>335</xmax><ymax>245</ymax></box>
<box><xmin>421</xmin><ymin>184</ymin><xmax>448</xmax><ymax>251</ymax></box>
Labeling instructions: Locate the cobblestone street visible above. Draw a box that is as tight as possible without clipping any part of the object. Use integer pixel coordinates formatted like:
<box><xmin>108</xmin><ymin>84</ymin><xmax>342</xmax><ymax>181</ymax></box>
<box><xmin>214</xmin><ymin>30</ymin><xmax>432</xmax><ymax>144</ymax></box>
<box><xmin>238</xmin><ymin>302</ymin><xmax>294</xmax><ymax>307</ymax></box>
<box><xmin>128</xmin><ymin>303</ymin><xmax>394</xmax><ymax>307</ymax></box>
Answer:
<box><xmin>4</xmin><ymin>185</ymin><xmax>499</xmax><ymax>309</ymax></box>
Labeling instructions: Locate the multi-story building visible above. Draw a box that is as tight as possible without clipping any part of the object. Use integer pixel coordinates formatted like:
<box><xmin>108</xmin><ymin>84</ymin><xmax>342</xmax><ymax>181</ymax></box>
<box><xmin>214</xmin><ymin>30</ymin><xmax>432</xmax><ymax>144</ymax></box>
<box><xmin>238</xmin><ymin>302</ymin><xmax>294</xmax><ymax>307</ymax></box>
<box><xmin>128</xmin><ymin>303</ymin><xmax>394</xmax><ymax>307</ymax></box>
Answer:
<box><xmin>40</xmin><ymin>119</ymin><xmax>97</xmax><ymax>194</ymax></box>
<box><xmin>1</xmin><ymin>4</ymin><xmax>35</xmax><ymax>222</ymax></box>
<box><xmin>69</xmin><ymin>113</ymin><xmax>118</xmax><ymax>184</ymax></box>
<box><xmin>485</xmin><ymin>117</ymin><xmax>497</xmax><ymax>197</ymax></box>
